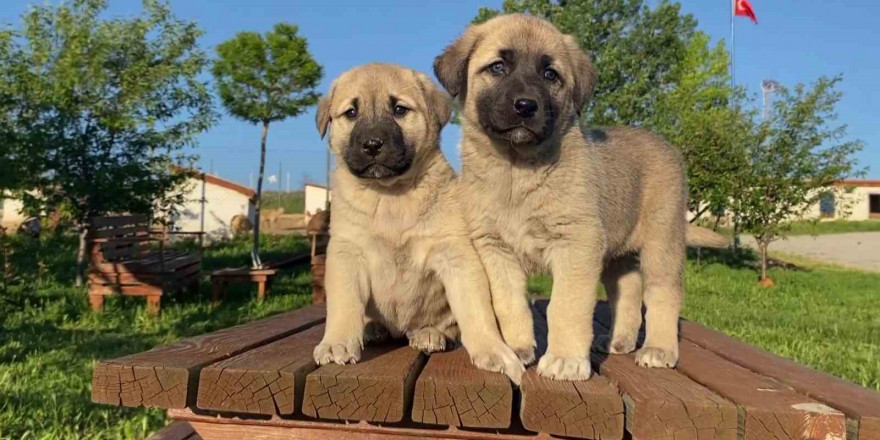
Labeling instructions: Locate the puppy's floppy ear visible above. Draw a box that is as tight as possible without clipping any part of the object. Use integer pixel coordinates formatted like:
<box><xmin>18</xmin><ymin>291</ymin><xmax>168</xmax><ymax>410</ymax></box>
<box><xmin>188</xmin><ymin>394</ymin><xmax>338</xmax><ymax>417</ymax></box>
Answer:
<box><xmin>433</xmin><ymin>23</ymin><xmax>483</xmax><ymax>101</ymax></box>
<box><xmin>315</xmin><ymin>80</ymin><xmax>337</xmax><ymax>139</ymax></box>
<box><xmin>414</xmin><ymin>72</ymin><xmax>453</xmax><ymax>129</ymax></box>
<box><xmin>563</xmin><ymin>35</ymin><xmax>597</xmax><ymax>115</ymax></box>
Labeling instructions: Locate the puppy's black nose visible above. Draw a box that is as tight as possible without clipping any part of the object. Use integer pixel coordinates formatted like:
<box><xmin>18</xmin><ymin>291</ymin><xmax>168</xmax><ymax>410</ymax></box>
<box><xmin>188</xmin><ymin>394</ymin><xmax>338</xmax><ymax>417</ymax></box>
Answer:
<box><xmin>362</xmin><ymin>138</ymin><xmax>383</xmax><ymax>156</ymax></box>
<box><xmin>514</xmin><ymin>98</ymin><xmax>538</xmax><ymax>118</ymax></box>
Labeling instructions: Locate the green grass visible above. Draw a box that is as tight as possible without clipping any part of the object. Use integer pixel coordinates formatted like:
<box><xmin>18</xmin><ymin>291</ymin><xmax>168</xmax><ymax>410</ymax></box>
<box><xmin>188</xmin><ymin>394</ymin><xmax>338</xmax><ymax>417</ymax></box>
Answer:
<box><xmin>261</xmin><ymin>190</ymin><xmax>305</xmax><ymax>214</ymax></box>
<box><xmin>528</xmin><ymin>248</ymin><xmax>880</xmax><ymax>391</ymax></box>
<box><xmin>708</xmin><ymin>219</ymin><xmax>880</xmax><ymax>238</ymax></box>
<box><xmin>0</xmin><ymin>234</ymin><xmax>313</xmax><ymax>440</ymax></box>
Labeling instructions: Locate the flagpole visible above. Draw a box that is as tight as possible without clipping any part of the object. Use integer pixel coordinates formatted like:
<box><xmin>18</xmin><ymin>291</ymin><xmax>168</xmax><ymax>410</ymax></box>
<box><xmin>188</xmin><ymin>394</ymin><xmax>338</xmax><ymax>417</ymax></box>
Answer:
<box><xmin>730</xmin><ymin>0</ymin><xmax>735</xmax><ymax>90</ymax></box>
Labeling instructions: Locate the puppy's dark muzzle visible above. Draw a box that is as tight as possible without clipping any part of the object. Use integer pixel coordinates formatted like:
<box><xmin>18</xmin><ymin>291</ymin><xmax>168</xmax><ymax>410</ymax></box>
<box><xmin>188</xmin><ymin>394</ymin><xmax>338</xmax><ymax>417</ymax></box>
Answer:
<box><xmin>344</xmin><ymin>118</ymin><xmax>413</xmax><ymax>179</ymax></box>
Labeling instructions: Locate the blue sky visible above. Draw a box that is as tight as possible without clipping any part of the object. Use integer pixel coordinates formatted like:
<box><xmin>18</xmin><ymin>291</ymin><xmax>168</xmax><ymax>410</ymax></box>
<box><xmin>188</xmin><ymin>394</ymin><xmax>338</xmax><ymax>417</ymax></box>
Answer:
<box><xmin>2</xmin><ymin>0</ymin><xmax>878</xmax><ymax>187</ymax></box>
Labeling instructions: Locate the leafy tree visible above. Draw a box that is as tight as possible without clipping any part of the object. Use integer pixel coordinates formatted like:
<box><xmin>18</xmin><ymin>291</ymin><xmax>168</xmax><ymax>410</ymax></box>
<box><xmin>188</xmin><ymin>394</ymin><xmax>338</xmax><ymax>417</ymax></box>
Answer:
<box><xmin>4</xmin><ymin>0</ymin><xmax>216</xmax><ymax>285</ymax></box>
<box><xmin>472</xmin><ymin>0</ymin><xmax>697</xmax><ymax>126</ymax></box>
<box><xmin>649</xmin><ymin>32</ymin><xmax>753</xmax><ymax>223</ymax></box>
<box><xmin>731</xmin><ymin>76</ymin><xmax>864</xmax><ymax>283</ymax></box>
<box><xmin>212</xmin><ymin>23</ymin><xmax>322</xmax><ymax>268</ymax></box>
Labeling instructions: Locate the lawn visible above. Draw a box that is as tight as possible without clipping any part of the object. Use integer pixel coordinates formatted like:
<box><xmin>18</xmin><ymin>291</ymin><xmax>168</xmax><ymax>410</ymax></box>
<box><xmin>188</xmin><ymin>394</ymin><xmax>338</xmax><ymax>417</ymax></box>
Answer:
<box><xmin>261</xmin><ymin>190</ymin><xmax>305</xmax><ymax>214</ymax></box>
<box><xmin>709</xmin><ymin>219</ymin><xmax>880</xmax><ymax>237</ymax></box>
<box><xmin>0</xmin><ymin>236</ymin><xmax>877</xmax><ymax>440</ymax></box>
<box><xmin>0</xmin><ymin>233</ymin><xmax>312</xmax><ymax>440</ymax></box>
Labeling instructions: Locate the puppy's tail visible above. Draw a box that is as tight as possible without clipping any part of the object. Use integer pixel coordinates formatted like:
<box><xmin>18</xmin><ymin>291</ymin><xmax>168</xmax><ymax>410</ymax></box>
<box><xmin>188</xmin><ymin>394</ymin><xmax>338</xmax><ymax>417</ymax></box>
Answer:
<box><xmin>685</xmin><ymin>224</ymin><xmax>729</xmax><ymax>248</ymax></box>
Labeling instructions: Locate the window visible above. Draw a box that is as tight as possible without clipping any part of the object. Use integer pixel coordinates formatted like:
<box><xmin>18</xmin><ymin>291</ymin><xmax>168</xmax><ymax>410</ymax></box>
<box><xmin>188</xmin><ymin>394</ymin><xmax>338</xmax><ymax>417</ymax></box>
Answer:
<box><xmin>870</xmin><ymin>194</ymin><xmax>880</xmax><ymax>217</ymax></box>
<box><xmin>819</xmin><ymin>192</ymin><xmax>836</xmax><ymax>219</ymax></box>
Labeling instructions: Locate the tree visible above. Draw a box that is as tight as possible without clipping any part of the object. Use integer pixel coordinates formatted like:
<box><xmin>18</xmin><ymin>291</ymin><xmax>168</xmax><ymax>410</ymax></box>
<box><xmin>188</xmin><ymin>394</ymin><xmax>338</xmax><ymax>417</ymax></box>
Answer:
<box><xmin>4</xmin><ymin>0</ymin><xmax>216</xmax><ymax>285</ymax></box>
<box><xmin>473</xmin><ymin>0</ymin><xmax>697</xmax><ymax>126</ymax></box>
<box><xmin>649</xmin><ymin>32</ymin><xmax>753</xmax><ymax>223</ymax></box>
<box><xmin>732</xmin><ymin>76</ymin><xmax>864</xmax><ymax>283</ymax></box>
<box><xmin>212</xmin><ymin>23</ymin><xmax>322</xmax><ymax>268</ymax></box>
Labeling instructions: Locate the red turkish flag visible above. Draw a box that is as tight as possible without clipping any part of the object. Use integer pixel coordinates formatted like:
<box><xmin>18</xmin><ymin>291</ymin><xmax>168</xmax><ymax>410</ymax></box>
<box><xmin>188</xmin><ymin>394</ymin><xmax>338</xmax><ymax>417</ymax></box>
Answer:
<box><xmin>735</xmin><ymin>0</ymin><xmax>758</xmax><ymax>24</ymax></box>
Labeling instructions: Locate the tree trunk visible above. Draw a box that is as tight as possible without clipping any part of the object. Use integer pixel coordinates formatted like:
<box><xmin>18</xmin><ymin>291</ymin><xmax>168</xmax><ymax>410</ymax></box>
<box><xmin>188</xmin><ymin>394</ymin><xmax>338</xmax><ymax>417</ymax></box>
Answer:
<box><xmin>252</xmin><ymin>121</ymin><xmax>270</xmax><ymax>269</ymax></box>
<box><xmin>75</xmin><ymin>226</ymin><xmax>88</xmax><ymax>287</ymax></box>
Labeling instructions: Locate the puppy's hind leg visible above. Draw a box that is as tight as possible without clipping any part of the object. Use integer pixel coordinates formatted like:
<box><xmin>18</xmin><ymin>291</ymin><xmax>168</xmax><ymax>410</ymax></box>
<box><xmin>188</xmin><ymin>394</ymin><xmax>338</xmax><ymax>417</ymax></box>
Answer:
<box><xmin>635</xmin><ymin>236</ymin><xmax>685</xmax><ymax>369</ymax></box>
<box><xmin>595</xmin><ymin>254</ymin><xmax>643</xmax><ymax>355</ymax></box>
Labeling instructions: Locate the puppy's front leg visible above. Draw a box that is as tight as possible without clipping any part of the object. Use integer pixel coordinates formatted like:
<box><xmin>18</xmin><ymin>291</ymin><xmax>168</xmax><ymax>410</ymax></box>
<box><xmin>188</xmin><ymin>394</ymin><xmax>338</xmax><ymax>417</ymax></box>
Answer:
<box><xmin>538</xmin><ymin>242</ymin><xmax>604</xmax><ymax>380</ymax></box>
<box><xmin>428</xmin><ymin>240</ymin><xmax>524</xmax><ymax>384</ymax></box>
<box><xmin>472</xmin><ymin>234</ymin><xmax>536</xmax><ymax>364</ymax></box>
<box><xmin>313</xmin><ymin>240</ymin><xmax>369</xmax><ymax>366</ymax></box>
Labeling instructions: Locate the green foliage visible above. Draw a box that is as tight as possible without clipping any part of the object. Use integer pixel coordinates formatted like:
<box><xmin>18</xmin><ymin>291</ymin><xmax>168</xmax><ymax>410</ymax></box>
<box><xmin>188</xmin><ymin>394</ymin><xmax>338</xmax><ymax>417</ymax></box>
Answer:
<box><xmin>731</xmin><ymin>76</ymin><xmax>865</xmax><ymax>280</ymax></box>
<box><xmin>5</xmin><ymin>0</ymin><xmax>215</xmax><ymax>223</ymax></box>
<box><xmin>212</xmin><ymin>23</ymin><xmax>322</xmax><ymax>125</ymax></box>
<box><xmin>261</xmin><ymin>190</ymin><xmax>305</xmax><ymax>214</ymax></box>
<box><xmin>649</xmin><ymin>32</ymin><xmax>753</xmax><ymax>219</ymax></box>
<box><xmin>0</xmin><ymin>234</ymin><xmax>312</xmax><ymax>440</ymax></box>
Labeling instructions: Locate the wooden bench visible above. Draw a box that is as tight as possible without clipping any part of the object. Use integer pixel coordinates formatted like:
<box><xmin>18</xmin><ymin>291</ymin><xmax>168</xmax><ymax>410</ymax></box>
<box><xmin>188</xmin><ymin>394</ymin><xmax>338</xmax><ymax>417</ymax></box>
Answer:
<box><xmin>88</xmin><ymin>215</ymin><xmax>203</xmax><ymax>315</ymax></box>
<box><xmin>147</xmin><ymin>421</ymin><xmax>201</xmax><ymax>440</ymax></box>
<box><xmin>307</xmin><ymin>210</ymin><xmax>330</xmax><ymax>304</ymax></box>
<box><xmin>209</xmin><ymin>252</ymin><xmax>310</xmax><ymax>303</ymax></box>
<box><xmin>91</xmin><ymin>300</ymin><xmax>880</xmax><ymax>440</ymax></box>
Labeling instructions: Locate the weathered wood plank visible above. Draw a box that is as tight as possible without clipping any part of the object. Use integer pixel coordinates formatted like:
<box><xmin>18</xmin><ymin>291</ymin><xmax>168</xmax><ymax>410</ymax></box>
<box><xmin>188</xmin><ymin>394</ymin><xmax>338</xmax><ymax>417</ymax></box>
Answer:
<box><xmin>585</xmin><ymin>303</ymin><xmax>737</xmax><ymax>440</ymax></box>
<box><xmin>92</xmin><ymin>305</ymin><xmax>325</xmax><ymax>408</ymax></box>
<box><xmin>680</xmin><ymin>320</ymin><xmax>880</xmax><ymax>440</ymax></box>
<box><xmin>302</xmin><ymin>343</ymin><xmax>424</xmax><ymax>423</ymax></box>
<box><xmin>411</xmin><ymin>347</ymin><xmax>513</xmax><ymax>429</ymax></box>
<box><xmin>520</xmin><ymin>300</ymin><xmax>624</xmax><ymax>439</ymax></box>
<box><xmin>171</xmin><ymin>407</ymin><xmax>558</xmax><ymax>439</ymax></box>
<box><xmin>594</xmin><ymin>302</ymin><xmax>849</xmax><ymax>440</ymax></box>
<box><xmin>678</xmin><ymin>340</ymin><xmax>847</xmax><ymax>440</ymax></box>
<box><xmin>147</xmin><ymin>420</ymin><xmax>201</xmax><ymax>440</ymax></box>
<box><xmin>197</xmin><ymin>325</ymin><xmax>324</xmax><ymax>415</ymax></box>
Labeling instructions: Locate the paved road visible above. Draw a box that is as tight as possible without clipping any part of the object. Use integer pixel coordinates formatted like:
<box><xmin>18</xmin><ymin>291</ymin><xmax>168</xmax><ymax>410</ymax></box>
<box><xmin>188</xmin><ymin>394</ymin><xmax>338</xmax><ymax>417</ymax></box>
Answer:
<box><xmin>741</xmin><ymin>232</ymin><xmax>880</xmax><ymax>272</ymax></box>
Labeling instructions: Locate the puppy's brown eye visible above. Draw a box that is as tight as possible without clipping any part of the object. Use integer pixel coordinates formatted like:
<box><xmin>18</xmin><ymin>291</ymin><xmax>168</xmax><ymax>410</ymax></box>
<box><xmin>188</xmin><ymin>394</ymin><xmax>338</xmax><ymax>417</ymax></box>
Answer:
<box><xmin>488</xmin><ymin>61</ymin><xmax>505</xmax><ymax>75</ymax></box>
<box><xmin>393</xmin><ymin>104</ymin><xmax>408</xmax><ymax>117</ymax></box>
<box><xmin>543</xmin><ymin>68</ymin><xmax>559</xmax><ymax>81</ymax></box>
<box><xmin>345</xmin><ymin>108</ymin><xmax>357</xmax><ymax>119</ymax></box>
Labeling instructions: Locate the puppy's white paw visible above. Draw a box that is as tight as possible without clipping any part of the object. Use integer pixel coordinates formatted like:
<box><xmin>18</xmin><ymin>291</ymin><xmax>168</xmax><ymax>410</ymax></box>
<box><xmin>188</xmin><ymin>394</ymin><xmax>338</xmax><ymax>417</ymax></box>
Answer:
<box><xmin>593</xmin><ymin>334</ymin><xmax>636</xmax><ymax>355</ymax></box>
<box><xmin>363</xmin><ymin>322</ymin><xmax>390</xmax><ymax>344</ymax></box>
<box><xmin>407</xmin><ymin>327</ymin><xmax>446</xmax><ymax>353</ymax></box>
<box><xmin>537</xmin><ymin>353</ymin><xmax>592</xmax><ymax>380</ymax></box>
<box><xmin>469</xmin><ymin>343</ymin><xmax>525</xmax><ymax>385</ymax></box>
<box><xmin>635</xmin><ymin>346</ymin><xmax>678</xmax><ymax>368</ymax></box>
<box><xmin>313</xmin><ymin>339</ymin><xmax>362</xmax><ymax>366</ymax></box>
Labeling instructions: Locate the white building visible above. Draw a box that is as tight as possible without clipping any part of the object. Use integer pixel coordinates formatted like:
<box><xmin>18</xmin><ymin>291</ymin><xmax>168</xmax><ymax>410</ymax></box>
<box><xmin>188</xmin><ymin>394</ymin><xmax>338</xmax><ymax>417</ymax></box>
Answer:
<box><xmin>804</xmin><ymin>180</ymin><xmax>880</xmax><ymax>221</ymax></box>
<box><xmin>172</xmin><ymin>172</ymin><xmax>256</xmax><ymax>240</ymax></box>
<box><xmin>304</xmin><ymin>183</ymin><xmax>331</xmax><ymax>216</ymax></box>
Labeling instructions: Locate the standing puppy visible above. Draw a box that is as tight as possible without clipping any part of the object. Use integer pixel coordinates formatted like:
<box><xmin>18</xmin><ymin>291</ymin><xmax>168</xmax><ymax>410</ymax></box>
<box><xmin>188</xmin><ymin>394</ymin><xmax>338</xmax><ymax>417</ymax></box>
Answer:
<box><xmin>435</xmin><ymin>14</ymin><xmax>727</xmax><ymax>380</ymax></box>
<box><xmin>312</xmin><ymin>64</ymin><xmax>524</xmax><ymax>383</ymax></box>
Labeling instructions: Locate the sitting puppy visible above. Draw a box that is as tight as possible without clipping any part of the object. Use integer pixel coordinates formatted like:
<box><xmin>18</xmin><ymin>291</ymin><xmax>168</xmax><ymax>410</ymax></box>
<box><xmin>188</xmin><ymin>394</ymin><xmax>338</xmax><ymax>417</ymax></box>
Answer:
<box><xmin>312</xmin><ymin>63</ymin><xmax>523</xmax><ymax>383</ymax></box>
<box><xmin>434</xmin><ymin>14</ymin><xmax>729</xmax><ymax>380</ymax></box>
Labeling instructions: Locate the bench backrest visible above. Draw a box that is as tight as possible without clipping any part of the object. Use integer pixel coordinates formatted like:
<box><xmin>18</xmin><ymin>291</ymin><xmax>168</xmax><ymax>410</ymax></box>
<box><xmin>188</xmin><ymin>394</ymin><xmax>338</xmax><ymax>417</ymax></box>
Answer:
<box><xmin>88</xmin><ymin>215</ymin><xmax>152</xmax><ymax>263</ymax></box>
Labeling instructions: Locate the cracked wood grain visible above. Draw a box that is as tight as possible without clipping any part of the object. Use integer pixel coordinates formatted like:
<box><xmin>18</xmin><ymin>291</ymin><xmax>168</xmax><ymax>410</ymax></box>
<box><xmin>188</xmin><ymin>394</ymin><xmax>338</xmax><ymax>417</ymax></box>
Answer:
<box><xmin>197</xmin><ymin>325</ymin><xmax>325</xmax><ymax>415</ymax></box>
<box><xmin>679</xmin><ymin>319</ymin><xmax>880</xmax><ymax>440</ymax></box>
<box><xmin>92</xmin><ymin>304</ymin><xmax>325</xmax><ymax>408</ymax></box>
<box><xmin>520</xmin><ymin>300</ymin><xmax>625</xmax><ymax>439</ymax></box>
<box><xmin>301</xmin><ymin>344</ymin><xmax>425</xmax><ymax>423</ymax></box>
<box><xmin>586</xmin><ymin>302</ymin><xmax>737</xmax><ymax>440</ymax></box>
<box><xmin>411</xmin><ymin>347</ymin><xmax>513</xmax><ymax>429</ymax></box>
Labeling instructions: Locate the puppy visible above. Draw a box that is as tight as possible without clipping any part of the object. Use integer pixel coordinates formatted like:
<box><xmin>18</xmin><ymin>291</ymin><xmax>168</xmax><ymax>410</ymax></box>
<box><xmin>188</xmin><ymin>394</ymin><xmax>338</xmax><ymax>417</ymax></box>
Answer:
<box><xmin>311</xmin><ymin>63</ymin><xmax>524</xmax><ymax>383</ymax></box>
<box><xmin>435</xmin><ymin>14</ymin><xmax>728</xmax><ymax>380</ymax></box>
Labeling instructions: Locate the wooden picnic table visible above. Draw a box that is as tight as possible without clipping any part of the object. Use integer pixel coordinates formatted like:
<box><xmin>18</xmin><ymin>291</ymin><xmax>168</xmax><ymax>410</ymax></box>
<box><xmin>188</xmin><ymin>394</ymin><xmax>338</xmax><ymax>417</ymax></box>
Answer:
<box><xmin>93</xmin><ymin>299</ymin><xmax>880</xmax><ymax>440</ymax></box>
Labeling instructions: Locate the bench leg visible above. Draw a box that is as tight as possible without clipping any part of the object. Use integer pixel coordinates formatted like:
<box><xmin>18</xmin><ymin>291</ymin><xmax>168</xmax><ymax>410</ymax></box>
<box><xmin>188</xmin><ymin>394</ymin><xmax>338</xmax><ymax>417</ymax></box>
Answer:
<box><xmin>257</xmin><ymin>279</ymin><xmax>266</xmax><ymax>302</ymax></box>
<box><xmin>211</xmin><ymin>281</ymin><xmax>224</xmax><ymax>307</ymax></box>
<box><xmin>146</xmin><ymin>296</ymin><xmax>161</xmax><ymax>316</ymax></box>
<box><xmin>89</xmin><ymin>294</ymin><xmax>105</xmax><ymax>312</ymax></box>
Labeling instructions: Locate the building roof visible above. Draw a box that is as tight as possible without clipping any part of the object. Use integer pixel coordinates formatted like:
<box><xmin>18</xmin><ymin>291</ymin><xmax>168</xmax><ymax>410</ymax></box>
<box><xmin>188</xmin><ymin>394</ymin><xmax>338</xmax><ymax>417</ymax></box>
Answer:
<box><xmin>835</xmin><ymin>179</ymin><xmax>880</xmax><ymax>188</ymax></box>
<box><xmin>171</xmin><ymin>166</ymin><xmax>256</xmax><ymax>198</ymax></box>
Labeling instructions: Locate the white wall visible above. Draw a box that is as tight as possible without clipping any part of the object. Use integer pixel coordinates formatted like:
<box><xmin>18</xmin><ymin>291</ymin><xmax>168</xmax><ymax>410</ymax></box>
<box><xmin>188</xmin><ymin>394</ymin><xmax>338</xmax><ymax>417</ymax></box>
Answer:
<box><xmin>802</xmin><ymin>186</ymin><xmax>880</xmax><ymax>221</ymax></box>
<box><xmin>173</xmin><ymin>177</ymin><xmax>255</xmax><ymax>240</ymax></box>
<box><xmin>304</xmin><ymin>184</ymin><xmax>331</xmax><ymax>215</ymax></box>
<box><xmin>0</xmin><ymin>198</ymin><xmax>27</xmax><ymax>230</ymax></box>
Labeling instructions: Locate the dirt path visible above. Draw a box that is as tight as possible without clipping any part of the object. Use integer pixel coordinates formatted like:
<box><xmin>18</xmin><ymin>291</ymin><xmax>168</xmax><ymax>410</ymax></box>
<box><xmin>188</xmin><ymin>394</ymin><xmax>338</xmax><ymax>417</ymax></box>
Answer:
<box><xmin>741</xmin><ymin>232</ymin><xmax>880</xmax><ymax>272</ymax></box>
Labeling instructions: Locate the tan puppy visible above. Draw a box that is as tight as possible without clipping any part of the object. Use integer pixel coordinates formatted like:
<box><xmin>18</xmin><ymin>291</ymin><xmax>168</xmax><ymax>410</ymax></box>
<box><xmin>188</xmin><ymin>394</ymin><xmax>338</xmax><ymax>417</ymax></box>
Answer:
<box><xmin>435</xmin><ymin>14</ymin><xmax>727</xmax><ymax>380</ymax></box>
<box><xmin>311</xmin><ymin>64</ymin><xmax>524</xmax><ymax>383</ymax></box>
